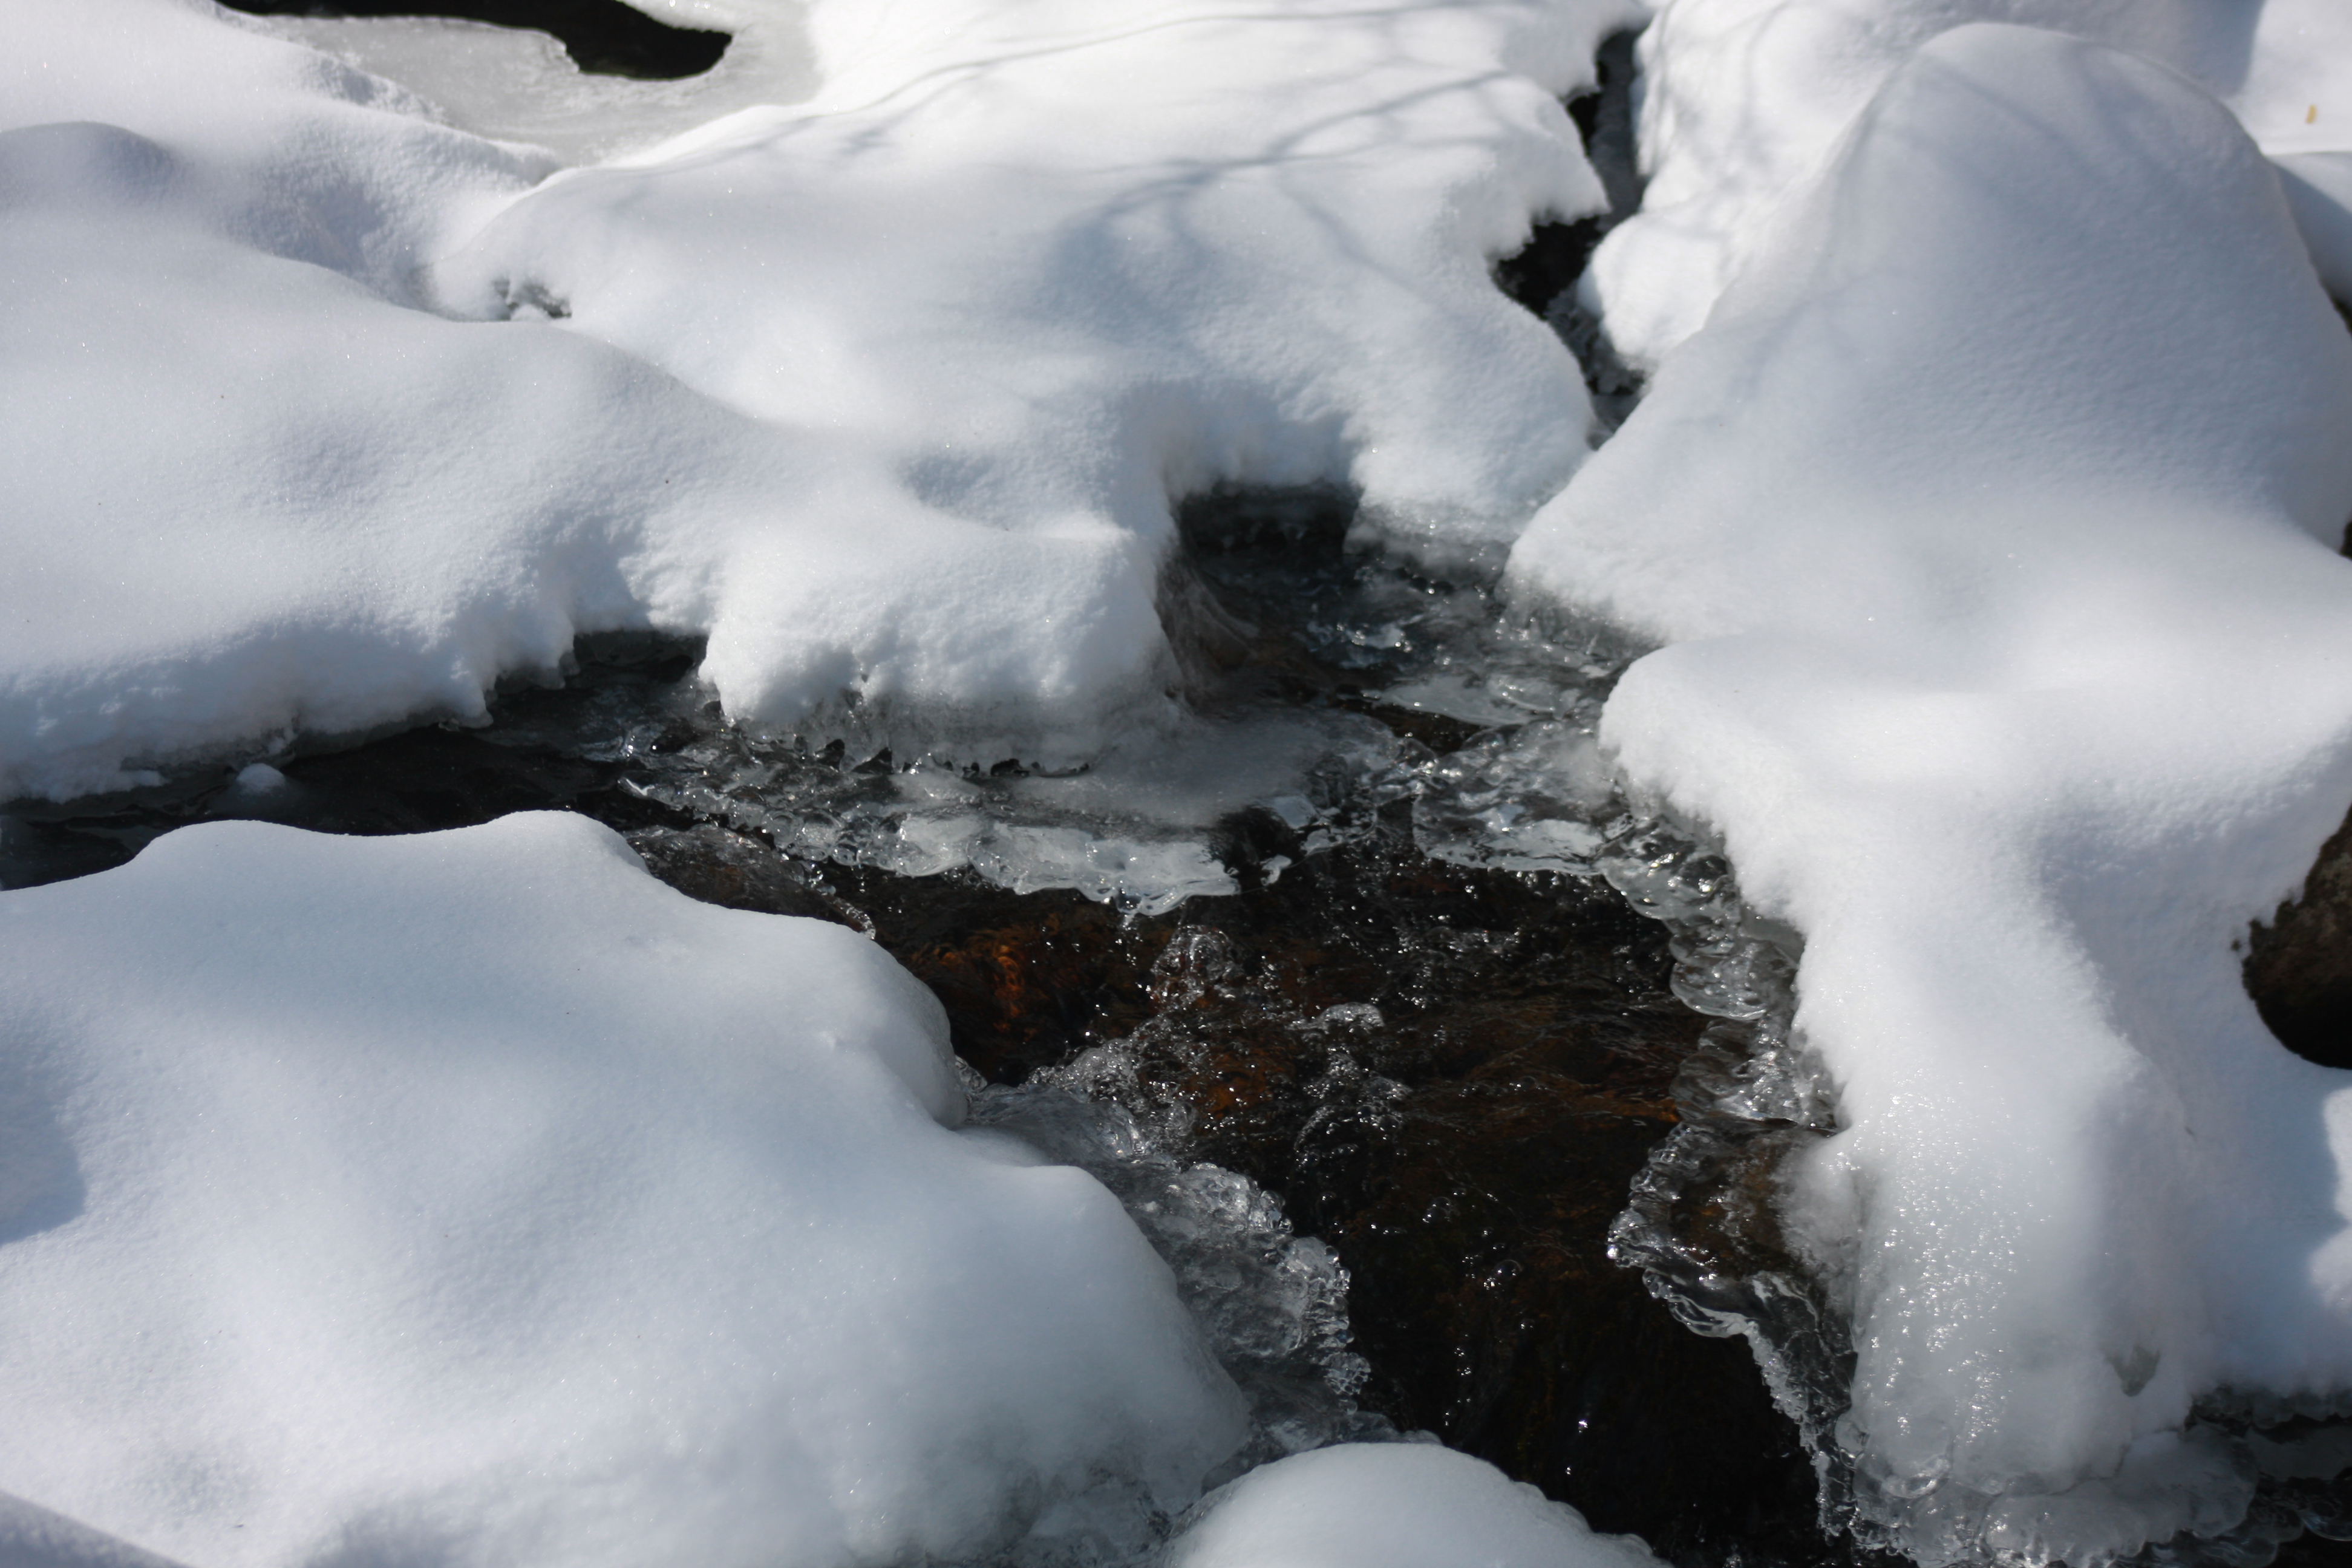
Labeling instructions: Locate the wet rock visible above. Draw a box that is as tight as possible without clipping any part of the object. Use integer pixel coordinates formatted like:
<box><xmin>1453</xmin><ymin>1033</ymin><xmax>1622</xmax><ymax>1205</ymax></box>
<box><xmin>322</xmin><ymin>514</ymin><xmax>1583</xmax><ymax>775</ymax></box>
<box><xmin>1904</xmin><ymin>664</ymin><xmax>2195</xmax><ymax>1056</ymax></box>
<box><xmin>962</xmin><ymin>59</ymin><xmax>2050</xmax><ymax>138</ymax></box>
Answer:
<box><xmin>2246</xmin><ymin>802</ymin><xmax>2352</xmax><ymax>1070</ymax></box>
<box><xmin>0</xmin><ymin>531</ymin><xmax>1859</xmax><ymax>1563</ymax></box>
<box><xmin>606</xmin><ymin>793</ymin><xmax>1842</xmax><ymax>1563</ymax></box>
<box><xmin>740</xmin><ymin>805</ymin><xmax>1828</xmax><ymax>1566</ymax></box>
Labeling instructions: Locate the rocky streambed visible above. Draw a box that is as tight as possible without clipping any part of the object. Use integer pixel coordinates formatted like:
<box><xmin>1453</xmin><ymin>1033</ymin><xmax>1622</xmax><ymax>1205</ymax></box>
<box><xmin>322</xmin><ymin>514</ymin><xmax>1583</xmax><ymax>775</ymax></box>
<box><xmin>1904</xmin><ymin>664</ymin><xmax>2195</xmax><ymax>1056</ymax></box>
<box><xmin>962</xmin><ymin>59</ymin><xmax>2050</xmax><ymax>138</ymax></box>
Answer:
<box><xmin>11</xmin><ymin>495</ymin><xmax>2350</xmax><ymax>1568</ymax></box>
<box><xmin>8</xmin><ymin>5</ymin><xmax>2352</xmax><ymax>1561</ymax></box>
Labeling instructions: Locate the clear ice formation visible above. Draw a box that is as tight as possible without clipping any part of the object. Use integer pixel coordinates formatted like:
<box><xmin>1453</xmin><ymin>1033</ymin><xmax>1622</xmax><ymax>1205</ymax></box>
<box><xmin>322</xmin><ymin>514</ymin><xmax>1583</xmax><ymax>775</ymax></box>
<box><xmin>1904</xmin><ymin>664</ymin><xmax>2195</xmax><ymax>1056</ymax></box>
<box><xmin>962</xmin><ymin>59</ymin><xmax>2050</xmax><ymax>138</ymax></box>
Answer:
<box><xmin>249</xmin><ymin>8</ymin><xmax>822</xmax><ymax>165</ymax></box>
<box><xmin>0</xmin><ymin>0</ymin><xmax>1635</xmax><ymax>801</ymax></box>
<box><xmin>1513</xmin><ymin>22</ymin><xmax>2352</xmax><ymax>1566</ymax></box>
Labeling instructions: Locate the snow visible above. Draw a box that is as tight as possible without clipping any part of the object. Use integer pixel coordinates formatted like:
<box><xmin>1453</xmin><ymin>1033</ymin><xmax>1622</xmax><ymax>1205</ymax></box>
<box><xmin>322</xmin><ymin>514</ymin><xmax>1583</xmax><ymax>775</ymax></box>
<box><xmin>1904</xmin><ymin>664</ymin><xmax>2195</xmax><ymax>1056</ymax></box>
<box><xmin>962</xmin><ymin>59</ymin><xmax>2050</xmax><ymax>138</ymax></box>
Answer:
<box><xmin>1584</xmin><ymin>0</ymin><xmax>2352</xmax><ymax>369</ymax></box>
<box><xmin>28</xmin><ymin>0</ymin><xmax>2352</xmax><ymax>1561</ymax></box>
<box><xmin>1162</xmin><ymin>1443</ymin><xmax>1662</xmax><ymax>1568</ymax></box>
<box><xmin>1</xmin><ymin>0</ymin><xmax>1632</xmax><ymax>803</ymax></box>
<box><xmin>1513</xmin><ymin>23</ymin><xmax>2352</xmax><ymax>1564</ymax></box>
<box><xmin>0</xmin><ymin>812</ymin><xmax>1246</xmax><ymax>1568</ymax></box>
<box><xmin>248</xmin><ymin>9</ymin><xmax>818</xmax><ymax>166</ymax></box>
<box><xmin>0</xmin><ymin>1492</ymin><xmax>192</xmax><ymax>1568</ymax></box>
<box><xmin>2276</xmin><ymin>152</ymin><xmax>2352</xmax><ymax>304</ymax></box>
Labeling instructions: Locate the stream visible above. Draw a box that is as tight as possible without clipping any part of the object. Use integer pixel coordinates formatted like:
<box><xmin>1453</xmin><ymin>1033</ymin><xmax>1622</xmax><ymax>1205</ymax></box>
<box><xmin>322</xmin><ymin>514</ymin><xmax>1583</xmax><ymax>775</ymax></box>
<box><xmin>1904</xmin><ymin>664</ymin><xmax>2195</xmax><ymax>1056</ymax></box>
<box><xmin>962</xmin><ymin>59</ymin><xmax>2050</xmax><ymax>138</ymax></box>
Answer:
<box><xmin>1</xmin><ymin>485</ymin><xmax>1846</xmax><ymax>1564</ymax></box>
<box><xmin>10</xmin><ymin>6</ymin><xmax>2352</xmax><ymax>1566</ymax></box>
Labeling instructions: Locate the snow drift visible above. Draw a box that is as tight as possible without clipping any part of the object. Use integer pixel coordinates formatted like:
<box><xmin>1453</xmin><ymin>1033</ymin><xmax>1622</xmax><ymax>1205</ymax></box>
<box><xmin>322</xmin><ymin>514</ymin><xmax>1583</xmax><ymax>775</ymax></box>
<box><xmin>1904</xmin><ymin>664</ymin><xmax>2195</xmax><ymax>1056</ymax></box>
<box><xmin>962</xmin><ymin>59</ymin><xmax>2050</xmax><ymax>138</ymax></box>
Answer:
<box><xmin>1</xmin><ymin>0</ymin><xmax>1635</xmax><ymax>802</ymax></box>
<box><xmin>1514</xmin><ymin>24</ymin><xmax>2352</xmax><ymax>1565</ymax></box>
<box><xmin>1163</xmin><ymin>1443</ymin><xmax>1663</xmax><ymax>1568</ymax></box>
<box><xmin>1585</xmin><ymin>0</ymin><xmax>2352</xmax><ymax>369</ymax></box>
<box><xmin>0</xmin><ymin>812</ymin><xmax>1246</xmax><ymax>1568</ymax></box>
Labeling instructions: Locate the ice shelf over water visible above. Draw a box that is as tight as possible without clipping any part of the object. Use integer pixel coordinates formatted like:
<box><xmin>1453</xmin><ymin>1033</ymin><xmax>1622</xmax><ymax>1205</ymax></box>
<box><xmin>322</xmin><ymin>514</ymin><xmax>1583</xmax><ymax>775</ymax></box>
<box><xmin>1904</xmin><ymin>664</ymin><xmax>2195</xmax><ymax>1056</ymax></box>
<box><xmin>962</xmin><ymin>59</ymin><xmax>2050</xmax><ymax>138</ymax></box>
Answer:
<box><xmin>1513</xmin><ymin>24</ymin><xmax>2352</xmax><ymax>1566</ymax></box>
<box><xmin>0</xmin><ymin>814</ymin><xmax>1247</xmax><ymax>1568</ymax></box>
<box><xmin>1</xmin><ymin>0</ymin><xmax>1636</xmax><ymax>802</ymax></box>
<box><xmin>1583</xmin><ymin>0</ymin><xmax>2352</xmax><ymax>370</ymax></box>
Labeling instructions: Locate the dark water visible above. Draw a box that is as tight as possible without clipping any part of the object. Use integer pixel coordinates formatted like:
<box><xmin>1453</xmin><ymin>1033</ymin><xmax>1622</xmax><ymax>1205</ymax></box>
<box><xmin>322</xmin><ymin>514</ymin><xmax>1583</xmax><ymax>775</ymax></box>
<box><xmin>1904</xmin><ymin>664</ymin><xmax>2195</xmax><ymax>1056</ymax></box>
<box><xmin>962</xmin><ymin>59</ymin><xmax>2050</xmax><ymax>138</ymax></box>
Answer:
<box><xmin>11</xmin><ymin>492</ymin><xmax>2352</xmax><ymax>1568</ymax></box>
<box><xmin>7</xmin><ymin>14</ymin><xmax>2350</xmax><ymax>1560</ymax></box>
<box><xmin>0</xmin><ymin>501</ymin><xmax>1845</xmax><ymax>1566</ymax></box>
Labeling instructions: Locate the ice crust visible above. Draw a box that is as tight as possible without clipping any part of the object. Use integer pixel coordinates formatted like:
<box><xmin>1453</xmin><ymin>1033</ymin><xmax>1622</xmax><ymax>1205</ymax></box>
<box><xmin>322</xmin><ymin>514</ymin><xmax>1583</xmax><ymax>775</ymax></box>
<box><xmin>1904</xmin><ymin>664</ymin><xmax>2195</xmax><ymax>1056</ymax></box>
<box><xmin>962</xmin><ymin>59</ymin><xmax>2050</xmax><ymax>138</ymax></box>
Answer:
<box><xmin>1161</xmin><ymin>1442</ymin><xmax>1663</xmax><ymax>1568</ymax></box>
<box><xmin>0</xmin><ymin>812</ymin><xmax>1249</xmax><ymax>1568</ymax></box>
<box><xmin>1584</xmin><ymin>0</ymin><xmax>2352</xmax><ymax>369</ymax></box>
<box><xmin>2</xmin><ymin>0</ymin><xmax>1633</xmax><ymax>803</ymax></box>
<box><xmin>248</xmin><ymin>10</ymin><xmax>820</xmax><ymax>166</ymax></box>
<box><xmin>1514</xmin><ymin>24</ymin><xmax>2352</xmax><ymax>1564</ymax></box>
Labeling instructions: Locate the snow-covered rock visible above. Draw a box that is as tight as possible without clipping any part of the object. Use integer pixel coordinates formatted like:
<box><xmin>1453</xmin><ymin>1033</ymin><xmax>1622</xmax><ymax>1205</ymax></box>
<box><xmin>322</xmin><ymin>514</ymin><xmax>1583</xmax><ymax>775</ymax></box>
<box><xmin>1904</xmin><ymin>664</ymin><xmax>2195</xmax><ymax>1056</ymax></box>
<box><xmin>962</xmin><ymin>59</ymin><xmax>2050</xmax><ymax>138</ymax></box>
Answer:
<box><xmin>1585</xmin><ymin>0</ymin><xmax>2352</xmax><ymax>368</ymax></box>
<box><xmin>1512</xmin><ymin>24</ymin><xmax>2352</xmax><ymax>1564</ymax></box>
<box><xmin>1</xmin><ymin>0</ymin><xmax>1633</xmax><ymax>802</ymax></box>
<box><xmin>1163</xmin><ymin>1443</ymin><xmax>1662</xmax><ymax>1568</ymax></box>
<box><xmin>0</xmin><ymin>812</ymin><xmax>1245</xmax><ymax>1568</ymax></box>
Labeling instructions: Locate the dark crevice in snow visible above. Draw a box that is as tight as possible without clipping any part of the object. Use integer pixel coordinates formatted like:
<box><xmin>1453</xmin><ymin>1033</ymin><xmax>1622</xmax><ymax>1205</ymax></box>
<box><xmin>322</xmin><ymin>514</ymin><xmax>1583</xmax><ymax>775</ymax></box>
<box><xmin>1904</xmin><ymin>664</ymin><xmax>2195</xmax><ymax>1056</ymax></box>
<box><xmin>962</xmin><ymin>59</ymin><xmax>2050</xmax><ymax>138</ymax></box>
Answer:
<box><xmin>1492</xmin><ymin>27</ymin><xmax>1648</xmax><ymax>430</ymax></box>
<box><xmin>220</xmin><ymin>0</ymin><xmax>730</xmax><ymax>80</ymax></box>
<box><xmin>1492</xmin><ymin>28</ymin><xmax>1645</xmax><ymax>321</ymax></box>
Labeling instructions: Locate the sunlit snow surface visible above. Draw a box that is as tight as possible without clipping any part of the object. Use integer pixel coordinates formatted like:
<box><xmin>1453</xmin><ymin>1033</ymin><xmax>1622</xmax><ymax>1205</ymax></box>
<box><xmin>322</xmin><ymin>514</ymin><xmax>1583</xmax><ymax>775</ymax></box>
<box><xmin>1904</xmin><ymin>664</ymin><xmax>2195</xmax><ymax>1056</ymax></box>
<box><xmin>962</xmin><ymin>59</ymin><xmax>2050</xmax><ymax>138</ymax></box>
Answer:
<box><xmin>1514</xmin><ymin>23</ymin><xmax>2352</xmax><ymax>1566</ymax></box>
<box><xmin>0</xmin><ymin>806</ymin><xmax>1653</xmax><ymax>1568</ymax></box>
<box><xmin>0</xmin><ymin>814</ymin><xmax>1251</xmax><ymax>1568</ymax></box>
<box><xmin>16</xmin><ymin>1</ymin><xmax>2352</xmax><ymax>1566</ymax></box>
<box><xmin>0</xmin><ymin>0</ymin><xmax>1632</xmax><ymax>801</ymax></box>
<box><xmin>1581</xmin><ymin>0</ymin><xmax>2352</xmax><ymax>369</ymax></box>
<box><xmin>1165</xmin><ymin>1443</ymin><xmax>1661</xmax><ymax>1568</ymax></box>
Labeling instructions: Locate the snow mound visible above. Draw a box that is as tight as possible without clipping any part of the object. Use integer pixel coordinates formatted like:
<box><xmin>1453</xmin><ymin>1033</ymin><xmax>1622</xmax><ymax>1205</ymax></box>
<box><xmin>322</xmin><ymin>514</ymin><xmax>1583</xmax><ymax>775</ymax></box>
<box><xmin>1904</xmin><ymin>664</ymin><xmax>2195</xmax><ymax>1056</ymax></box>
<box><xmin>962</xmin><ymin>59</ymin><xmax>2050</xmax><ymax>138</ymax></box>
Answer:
<box><xmin>0</xmin><ymin>812</ymin><xmax>1245</xmax><ymax>1568</ymax></box>
<box><xmin>1162</xmin><ymin>1442</ymin><xmax>1662</xmax><ymax>1568</ymax></box>
<box><xmin>3</xmin><ymin>0</ymin><xmax>1630</xmax><ymax>802</ymax></box>
<box><xmin>0</xmin><ymin>1493</ymin><xmax>192</xmax><ymax>1568</ymax></box>
<box><xmin>1512</xmin><ymin>25</ymin><xmax>2352</xmax><ymax>1566</ymax></box>
<box><xmin>1586</xmin><ymin>0</ymin><xmax>2352</xmax><ymax>368</ymax></box>
<box><xmin>2276</xmin><ymin>152</ymin><xmax>2352</xmax><ymax>304</ymax></box>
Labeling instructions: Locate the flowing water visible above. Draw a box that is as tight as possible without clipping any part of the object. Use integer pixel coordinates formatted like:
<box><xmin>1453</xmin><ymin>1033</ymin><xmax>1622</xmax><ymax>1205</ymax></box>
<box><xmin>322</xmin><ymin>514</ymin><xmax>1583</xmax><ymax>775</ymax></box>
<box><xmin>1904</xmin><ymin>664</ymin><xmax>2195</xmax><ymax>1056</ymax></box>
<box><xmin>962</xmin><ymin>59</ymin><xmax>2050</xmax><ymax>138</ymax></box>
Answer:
<box><xmin>12</xmin><ymin>479</ymin><xmax>2352</xmax><ymax>1568</ymax></box>
<box><xmin>10</xmin><ymin>11</ymin><xmax>2352</xmax><ymax>1564</ymax></box>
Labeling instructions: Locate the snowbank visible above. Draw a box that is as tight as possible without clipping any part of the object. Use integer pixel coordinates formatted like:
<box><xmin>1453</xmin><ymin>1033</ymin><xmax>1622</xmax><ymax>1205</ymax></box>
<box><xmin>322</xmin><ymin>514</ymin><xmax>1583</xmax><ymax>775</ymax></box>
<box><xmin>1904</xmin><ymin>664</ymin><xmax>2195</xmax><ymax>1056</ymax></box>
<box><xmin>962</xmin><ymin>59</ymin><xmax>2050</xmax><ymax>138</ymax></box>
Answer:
<box><xmin>1585</xmin><ymin>0</ymin><xmax>2352</xmax><ymax>367</ymax></box>
<box><xmin>0</xmin><ymin>812</ymin><xmax>1244</xmax><ymax>1567</ymax></box>
<box><xmin>2</xmin><ymin>0</ymin><xmax>1631</xmax><ymax>802</ymax></box>
<box><xmin>0</xmin><ymin>1492</ymin><xmax>192</xmax><ymax>1568</ymax></box>
<box><xmin>2277</xmin><ymin>152</ymin><xmax>2352</xmax><ymax>304</ymax></box>
<box><xmin>1512</xmin><ymin>25</ymin><xmax>2352</xmax><ymax>1564</ymax></box>
<box><xmin>1163</xmin><ymin>1443</ymin><xmax>1661</xmax><ymax>1568</ymax></box>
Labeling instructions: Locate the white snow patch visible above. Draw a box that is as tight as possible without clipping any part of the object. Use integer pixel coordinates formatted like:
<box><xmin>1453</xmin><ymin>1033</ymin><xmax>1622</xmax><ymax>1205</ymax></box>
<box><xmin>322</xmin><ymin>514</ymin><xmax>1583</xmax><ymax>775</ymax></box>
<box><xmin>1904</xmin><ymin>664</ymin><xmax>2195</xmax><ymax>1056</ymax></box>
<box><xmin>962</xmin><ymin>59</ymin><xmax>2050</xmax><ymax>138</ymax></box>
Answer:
<box><xmin>1584</xmin><ymin>0</ymin><xmax>2352</xmax><ymax>367</ymax></box>
<box><xmin>1163</xmin><ymin>1443</ymin><xmax>1663</xmax><ymax>1568</ymax></box>
<box><xmin>0</xmin><ymin>812</ymin><xmax>1244</xmax><ymax>1568</ymax></box>
<box><xmin>2</xmin><ymin>0</ymin><xmax>1633</xmax><ymax>802</ymax></box>
<box><xmin>1512</xmin><ymin>25</ymin><xmax>2352</xmax><ymax>1565</ymax></box>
